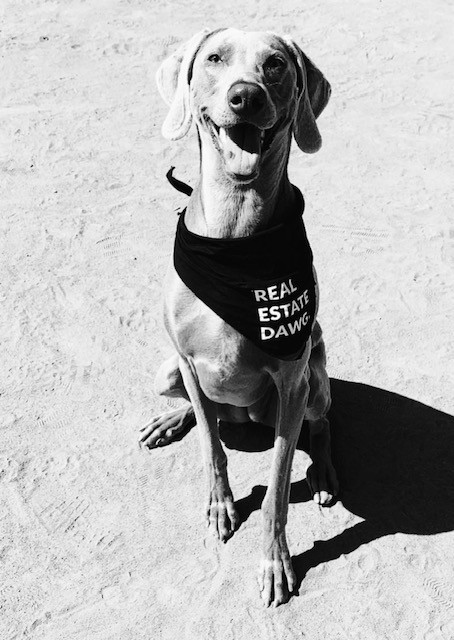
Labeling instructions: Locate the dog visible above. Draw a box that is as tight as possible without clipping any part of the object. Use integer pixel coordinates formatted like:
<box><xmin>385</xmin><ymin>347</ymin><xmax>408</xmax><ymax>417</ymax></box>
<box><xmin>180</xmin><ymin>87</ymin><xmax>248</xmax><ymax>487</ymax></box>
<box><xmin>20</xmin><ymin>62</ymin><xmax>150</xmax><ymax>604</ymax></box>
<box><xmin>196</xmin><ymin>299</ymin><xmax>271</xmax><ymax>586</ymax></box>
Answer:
<box><xmin>140</xmin><ymin>28</ymin><xmax>339</xmax><ymax>607</ymax></box>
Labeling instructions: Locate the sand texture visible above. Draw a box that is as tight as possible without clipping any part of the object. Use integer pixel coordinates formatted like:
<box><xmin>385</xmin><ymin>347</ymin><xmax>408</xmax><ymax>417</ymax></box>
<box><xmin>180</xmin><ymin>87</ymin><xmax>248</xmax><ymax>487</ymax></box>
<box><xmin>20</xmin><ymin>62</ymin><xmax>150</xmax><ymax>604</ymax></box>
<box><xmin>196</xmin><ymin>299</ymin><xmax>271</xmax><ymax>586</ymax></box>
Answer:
<box><xmin>1</xmin><ymin>0</ymin><xmax>454</xmax><ymax>638</ymax></box>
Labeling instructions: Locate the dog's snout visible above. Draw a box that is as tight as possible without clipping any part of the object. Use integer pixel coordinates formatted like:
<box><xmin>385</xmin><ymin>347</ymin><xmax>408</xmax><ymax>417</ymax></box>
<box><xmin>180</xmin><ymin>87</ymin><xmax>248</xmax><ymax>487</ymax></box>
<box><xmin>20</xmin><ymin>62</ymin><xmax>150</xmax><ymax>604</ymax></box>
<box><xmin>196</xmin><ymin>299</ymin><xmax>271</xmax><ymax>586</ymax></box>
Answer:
<box><xmin>227</xmin><ymin>82</ymin><xmax>266</xmax><ymax>117</ymax></box>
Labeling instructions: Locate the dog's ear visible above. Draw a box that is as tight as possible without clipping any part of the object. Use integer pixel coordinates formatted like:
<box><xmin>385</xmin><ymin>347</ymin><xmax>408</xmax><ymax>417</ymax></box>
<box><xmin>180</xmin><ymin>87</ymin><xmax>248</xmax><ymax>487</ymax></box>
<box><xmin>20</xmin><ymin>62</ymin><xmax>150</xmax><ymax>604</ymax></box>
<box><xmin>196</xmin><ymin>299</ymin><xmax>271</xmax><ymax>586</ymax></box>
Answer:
<box><xmin>283</xmin><ymin>38</ymin><xmax>331</xmax><ymax>153</ymax></box>
<box><xmin>156</xmin><ymin>29</ymin><xmax>211</xmax><ymax>140</ymax></box>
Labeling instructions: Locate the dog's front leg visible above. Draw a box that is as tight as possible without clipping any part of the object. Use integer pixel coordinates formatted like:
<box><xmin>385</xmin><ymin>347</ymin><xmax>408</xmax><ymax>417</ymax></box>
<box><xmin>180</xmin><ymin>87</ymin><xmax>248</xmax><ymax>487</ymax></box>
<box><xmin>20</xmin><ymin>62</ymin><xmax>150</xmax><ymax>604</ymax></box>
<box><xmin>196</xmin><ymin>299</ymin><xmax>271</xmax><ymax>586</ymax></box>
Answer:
<box><xmin>179</xmin><ymin>356</ymin><xmax>240</xmax><ymax>542</ymax></box>
<box><xmin>260</xmin><ymin>365</ymin><xmax>309</xmax><ymax>607</ymax></box>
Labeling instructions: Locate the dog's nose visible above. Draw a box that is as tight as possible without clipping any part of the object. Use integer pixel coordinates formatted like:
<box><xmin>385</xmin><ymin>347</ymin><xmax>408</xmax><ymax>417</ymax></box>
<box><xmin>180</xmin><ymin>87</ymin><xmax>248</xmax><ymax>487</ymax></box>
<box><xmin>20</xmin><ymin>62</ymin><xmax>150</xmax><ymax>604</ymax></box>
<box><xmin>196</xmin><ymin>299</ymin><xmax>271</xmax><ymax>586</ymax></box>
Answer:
<box><xmin>227</xmin><ymin>82</ymin><xmax>266</xmax><ymax>117</ymax></box>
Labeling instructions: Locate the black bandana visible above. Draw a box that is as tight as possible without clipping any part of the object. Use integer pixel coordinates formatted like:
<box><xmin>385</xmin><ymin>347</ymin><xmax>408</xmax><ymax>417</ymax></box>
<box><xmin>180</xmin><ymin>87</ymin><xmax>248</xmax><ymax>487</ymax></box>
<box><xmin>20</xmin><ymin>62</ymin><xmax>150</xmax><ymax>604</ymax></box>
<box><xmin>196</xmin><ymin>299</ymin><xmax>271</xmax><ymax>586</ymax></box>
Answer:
<box><xmin>173</xmin><ymin>186</ymin><xmax>317</xmax><ymax>360</ymax></box>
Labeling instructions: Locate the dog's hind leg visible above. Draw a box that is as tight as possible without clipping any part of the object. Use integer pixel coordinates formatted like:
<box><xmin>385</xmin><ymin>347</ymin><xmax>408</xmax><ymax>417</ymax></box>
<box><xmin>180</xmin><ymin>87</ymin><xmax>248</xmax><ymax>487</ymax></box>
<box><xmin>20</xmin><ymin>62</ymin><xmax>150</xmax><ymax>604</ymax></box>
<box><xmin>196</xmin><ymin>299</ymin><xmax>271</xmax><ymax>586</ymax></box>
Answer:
<box><xmin>139</xmin><ymin>353</ymin><xmax>196</xmax><ymax>449</ymax></box>
<box><xmin>304</xmin><ymin>322</ymin><xmax>339</xmax><ymax>504</ymax></box>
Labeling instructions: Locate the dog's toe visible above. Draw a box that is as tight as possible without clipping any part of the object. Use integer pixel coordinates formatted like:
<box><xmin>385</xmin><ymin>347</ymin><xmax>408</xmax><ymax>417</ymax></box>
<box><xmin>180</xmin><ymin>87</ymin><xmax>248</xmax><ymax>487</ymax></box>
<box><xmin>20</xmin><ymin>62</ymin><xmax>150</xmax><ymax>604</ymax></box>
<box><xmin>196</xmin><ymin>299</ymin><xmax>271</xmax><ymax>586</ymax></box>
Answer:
<box><xmin>313</xmin><ymin>490</ymin><xmax>333</xmax><ymax>506</ymax></box>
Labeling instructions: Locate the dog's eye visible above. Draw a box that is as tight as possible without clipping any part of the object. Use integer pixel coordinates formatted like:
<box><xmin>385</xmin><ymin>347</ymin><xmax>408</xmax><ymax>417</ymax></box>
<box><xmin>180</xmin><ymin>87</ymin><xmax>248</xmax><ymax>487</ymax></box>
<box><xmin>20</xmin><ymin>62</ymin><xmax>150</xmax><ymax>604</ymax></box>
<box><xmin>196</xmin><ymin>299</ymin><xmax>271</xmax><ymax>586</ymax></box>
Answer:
<box><xmin>207</xmin><ymin>53</ymin><xmax>222</xmax><ymax>64</ymax></box>
<box><xmin>263</xmin><ymin>55</ymin><xmax>286</xmax><ymax>77</ymax></box>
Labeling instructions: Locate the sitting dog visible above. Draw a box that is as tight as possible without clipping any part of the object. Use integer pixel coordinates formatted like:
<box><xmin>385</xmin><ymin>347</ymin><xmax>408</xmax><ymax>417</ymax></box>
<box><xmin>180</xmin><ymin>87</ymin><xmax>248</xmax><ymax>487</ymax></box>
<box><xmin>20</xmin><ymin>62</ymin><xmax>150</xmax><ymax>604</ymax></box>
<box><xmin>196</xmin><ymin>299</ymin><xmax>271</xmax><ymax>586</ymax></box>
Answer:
<box><xmin>140</xmin><ymin>28</ymin><xmax>339</xmax><ymax>607</ymax></box>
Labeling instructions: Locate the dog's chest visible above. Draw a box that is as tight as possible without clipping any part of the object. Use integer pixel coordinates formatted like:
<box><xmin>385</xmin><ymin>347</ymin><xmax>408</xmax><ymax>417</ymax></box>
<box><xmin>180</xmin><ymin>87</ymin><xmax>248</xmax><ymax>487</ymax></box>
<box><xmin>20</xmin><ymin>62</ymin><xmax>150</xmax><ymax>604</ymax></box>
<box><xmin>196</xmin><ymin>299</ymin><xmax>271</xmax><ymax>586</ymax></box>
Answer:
<box><xmin>166</xmin><ymin>280</ymin><xmax>273</xmax><ymax>405</ymax></box>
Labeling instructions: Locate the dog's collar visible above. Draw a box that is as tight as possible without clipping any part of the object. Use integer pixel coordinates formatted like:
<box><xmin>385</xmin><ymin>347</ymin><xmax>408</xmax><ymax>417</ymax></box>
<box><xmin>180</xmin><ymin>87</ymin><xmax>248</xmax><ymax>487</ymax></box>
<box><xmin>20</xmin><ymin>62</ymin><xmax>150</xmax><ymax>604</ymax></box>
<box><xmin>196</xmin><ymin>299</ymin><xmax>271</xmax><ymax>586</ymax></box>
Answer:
<box><xmin>166</xmin><ymin>166</ymin><xmax>193</xmax><ymax>198</ymax></box>
<box><xmin>172</xmin><ymin>180</ymin><xmax>317</xmax><ymax>361</ymax></box>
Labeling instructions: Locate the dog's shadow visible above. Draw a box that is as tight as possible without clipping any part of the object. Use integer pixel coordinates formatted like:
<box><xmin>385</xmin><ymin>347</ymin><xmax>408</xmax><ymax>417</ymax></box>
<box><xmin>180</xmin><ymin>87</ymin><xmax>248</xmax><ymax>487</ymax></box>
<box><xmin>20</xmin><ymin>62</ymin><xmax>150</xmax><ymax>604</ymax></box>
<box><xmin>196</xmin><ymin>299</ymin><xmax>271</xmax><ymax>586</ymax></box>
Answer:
<box><xmin>219</xmin><ymin>378</ymin><xmax>454</xmax><ymax>590</ymax></box>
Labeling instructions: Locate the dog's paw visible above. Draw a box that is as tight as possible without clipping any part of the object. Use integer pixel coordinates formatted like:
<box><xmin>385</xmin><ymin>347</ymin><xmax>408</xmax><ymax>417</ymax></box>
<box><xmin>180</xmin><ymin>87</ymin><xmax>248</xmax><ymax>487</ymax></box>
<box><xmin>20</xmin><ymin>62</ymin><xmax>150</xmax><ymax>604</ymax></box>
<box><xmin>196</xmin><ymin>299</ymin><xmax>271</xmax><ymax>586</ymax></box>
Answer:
<box><xmin>259</xmin><ymin>535</ymin><xmax>296</xmax><ymax>607</ymax></box>
<box><xmin>139</xmin><ymin>405</ymin><xmax>195</xmax><ymax>449</ymax></box>
<box><xmin>206</xmin><ymin>492</ymin><xmax>240</xmax><ymax>542</ymax></box>
<box><xmin>306</xmin><ymin>460</ymin><xmax>339</xmax><ymax>506</ymax></box>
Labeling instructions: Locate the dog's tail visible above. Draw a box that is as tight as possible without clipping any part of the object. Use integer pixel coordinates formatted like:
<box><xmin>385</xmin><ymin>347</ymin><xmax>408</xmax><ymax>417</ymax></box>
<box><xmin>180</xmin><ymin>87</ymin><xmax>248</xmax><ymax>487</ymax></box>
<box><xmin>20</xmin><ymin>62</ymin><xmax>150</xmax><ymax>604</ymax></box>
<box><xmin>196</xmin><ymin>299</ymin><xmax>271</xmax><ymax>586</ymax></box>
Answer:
<box><xmin>166</xmin><ymin>167</ymin><xmax>193</xmax><ymax>196</ymax></box>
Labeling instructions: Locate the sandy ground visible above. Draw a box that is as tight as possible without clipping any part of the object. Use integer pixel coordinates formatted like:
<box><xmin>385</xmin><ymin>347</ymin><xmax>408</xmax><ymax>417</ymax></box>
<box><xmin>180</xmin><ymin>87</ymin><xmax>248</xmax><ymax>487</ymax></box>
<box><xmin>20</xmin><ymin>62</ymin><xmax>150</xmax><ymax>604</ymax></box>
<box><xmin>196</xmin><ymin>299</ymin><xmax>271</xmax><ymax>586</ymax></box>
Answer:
<box><xmin>1</xmin><ymin>0</ymin><xmax>454</xmax><ymax>638</ymax></box>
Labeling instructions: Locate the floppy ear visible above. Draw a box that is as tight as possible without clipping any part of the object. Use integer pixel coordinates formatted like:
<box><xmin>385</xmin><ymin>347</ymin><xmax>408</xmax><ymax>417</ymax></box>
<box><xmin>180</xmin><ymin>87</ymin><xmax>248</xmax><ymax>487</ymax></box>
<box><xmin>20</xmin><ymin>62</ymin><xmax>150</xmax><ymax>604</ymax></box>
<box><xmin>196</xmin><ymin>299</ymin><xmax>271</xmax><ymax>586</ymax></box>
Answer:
<box><xmin>283</xmin><ymin>38</ymin><xmax>331</xmax><ymax>153</ymax></box>
<box><xmin>156</xmin><ymin>29</ymin><xmax>211</xmax><ymax>140</ymax></box>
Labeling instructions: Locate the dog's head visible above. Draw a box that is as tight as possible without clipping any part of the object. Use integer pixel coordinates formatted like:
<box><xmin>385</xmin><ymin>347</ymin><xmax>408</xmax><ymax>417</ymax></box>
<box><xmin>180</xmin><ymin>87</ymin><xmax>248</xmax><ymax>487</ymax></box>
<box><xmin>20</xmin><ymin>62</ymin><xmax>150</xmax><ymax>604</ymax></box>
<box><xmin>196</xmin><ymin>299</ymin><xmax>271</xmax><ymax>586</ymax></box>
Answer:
<box><xmin>156</xmin><ymin>28</ymin><xmax>330</xmax><ymax>183</ymax></box>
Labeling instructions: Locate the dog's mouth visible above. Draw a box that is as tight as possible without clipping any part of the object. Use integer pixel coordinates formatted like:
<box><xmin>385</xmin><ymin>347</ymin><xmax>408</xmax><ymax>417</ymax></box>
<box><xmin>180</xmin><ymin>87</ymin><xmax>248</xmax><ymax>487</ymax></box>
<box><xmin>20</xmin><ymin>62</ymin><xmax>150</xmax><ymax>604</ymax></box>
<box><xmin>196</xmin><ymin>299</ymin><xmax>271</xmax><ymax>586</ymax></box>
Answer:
<box><xmin>204</xmin><ymin>117</ymin><xmax>276</xmax><ymax>182</ymax></box>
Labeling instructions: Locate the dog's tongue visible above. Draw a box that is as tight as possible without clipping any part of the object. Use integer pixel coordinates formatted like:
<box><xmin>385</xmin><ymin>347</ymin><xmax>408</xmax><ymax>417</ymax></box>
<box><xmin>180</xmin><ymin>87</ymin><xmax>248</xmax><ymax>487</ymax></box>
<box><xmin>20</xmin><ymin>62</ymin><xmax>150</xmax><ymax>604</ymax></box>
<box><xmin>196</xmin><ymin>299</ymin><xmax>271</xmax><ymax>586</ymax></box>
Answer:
<box><xmin>219</xmin><ymin>124</ymin><xmax>261</xmax><ymax>176</ymax></box>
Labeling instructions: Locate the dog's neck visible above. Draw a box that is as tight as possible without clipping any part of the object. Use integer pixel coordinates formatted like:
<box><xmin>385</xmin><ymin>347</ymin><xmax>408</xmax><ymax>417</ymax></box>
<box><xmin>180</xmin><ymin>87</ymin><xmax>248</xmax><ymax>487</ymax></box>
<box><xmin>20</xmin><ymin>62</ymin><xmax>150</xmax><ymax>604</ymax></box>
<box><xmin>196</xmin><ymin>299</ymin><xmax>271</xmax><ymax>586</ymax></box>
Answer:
<box><xmin>184</xmin><ymin>127</ymin><xmax>296</xmax><ymax>239</ymax></box>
